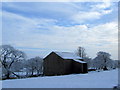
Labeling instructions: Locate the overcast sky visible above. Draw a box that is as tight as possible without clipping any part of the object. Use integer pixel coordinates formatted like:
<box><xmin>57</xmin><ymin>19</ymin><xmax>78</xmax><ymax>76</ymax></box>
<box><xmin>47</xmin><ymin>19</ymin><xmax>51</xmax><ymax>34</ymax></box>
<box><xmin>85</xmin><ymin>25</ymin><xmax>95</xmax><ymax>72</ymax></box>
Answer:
<box><xmin>1</xmin><ymin>1</ymin><xmax>118</xmax><ymax>59</ymax></box>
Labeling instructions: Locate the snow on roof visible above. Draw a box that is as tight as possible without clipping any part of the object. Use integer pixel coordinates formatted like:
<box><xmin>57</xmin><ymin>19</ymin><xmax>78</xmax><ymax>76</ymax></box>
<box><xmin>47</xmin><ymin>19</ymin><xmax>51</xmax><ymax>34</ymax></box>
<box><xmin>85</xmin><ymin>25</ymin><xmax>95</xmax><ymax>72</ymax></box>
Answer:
<box><xmin>73</xmin><ymin>59</ymin><xmax>86</xmax><ymax>63</ymax></box>
<box><xmin>54</xmin><ymin>51</ymin><xmax>83</xmax><ymax>60</ymax></box>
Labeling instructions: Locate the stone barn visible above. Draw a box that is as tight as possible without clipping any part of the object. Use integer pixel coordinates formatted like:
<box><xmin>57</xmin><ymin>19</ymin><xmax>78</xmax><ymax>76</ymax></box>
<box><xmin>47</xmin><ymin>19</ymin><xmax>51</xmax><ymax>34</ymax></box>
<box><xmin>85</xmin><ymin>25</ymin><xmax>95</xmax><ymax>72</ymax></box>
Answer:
<box><xmin>43</xmin><ymin>52</ymin><xmax>88</xmax><ymax>76</ymax></box>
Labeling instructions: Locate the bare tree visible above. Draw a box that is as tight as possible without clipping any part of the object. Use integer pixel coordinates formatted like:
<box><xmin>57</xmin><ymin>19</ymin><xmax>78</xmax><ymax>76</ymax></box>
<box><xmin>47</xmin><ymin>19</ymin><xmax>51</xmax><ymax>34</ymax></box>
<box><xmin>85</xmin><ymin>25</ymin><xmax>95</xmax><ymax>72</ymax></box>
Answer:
<box><xmin>11</xmin><ymin>61</ymin><xmax>24</xmax><ymax>73</ymax></box>
<box><xmin>25</xmin><ymin>59</ymin><xmax>36</xmax><ymax>76</ymax></box>
<box><xmin>76</xmin><ymin>46</ymin><xmax>86</xmax><ymax>58</ymax></box>
<box><xmin>0</xmin><ymin>45</ymin><xmax>26</xmax><ymax>79</ymax></box>
<box><xmin>76</xmin><ymin>46</ymin><xmax>93</xmax><ymax>69</ymax></box>
<box><xmin>25</xmin><ymin>56</ymin><xmax>43</xmax><ymax>76</ymax></box>
<box><xmin>33</xmin><ymin>56</ymin><xmax>43</xmax><ymax>76</ymax></box>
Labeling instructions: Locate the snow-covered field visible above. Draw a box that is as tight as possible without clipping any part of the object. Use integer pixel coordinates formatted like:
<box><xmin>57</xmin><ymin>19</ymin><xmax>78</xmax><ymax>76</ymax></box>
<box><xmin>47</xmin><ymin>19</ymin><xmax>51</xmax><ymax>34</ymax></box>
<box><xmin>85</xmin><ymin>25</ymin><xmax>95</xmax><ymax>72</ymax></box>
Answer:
<box><xmin>2</xmin><ymin>69</ymin><xmax>118</xmax><ymax>88</ymax></box>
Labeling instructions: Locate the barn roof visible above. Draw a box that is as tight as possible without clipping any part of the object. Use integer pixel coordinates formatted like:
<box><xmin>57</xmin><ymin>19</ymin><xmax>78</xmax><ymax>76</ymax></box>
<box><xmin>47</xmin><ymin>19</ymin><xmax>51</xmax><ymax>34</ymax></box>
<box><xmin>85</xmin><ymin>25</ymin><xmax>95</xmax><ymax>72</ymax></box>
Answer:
<box><xmin>73</xmin><ymin>59</ymin><xmax>86</xmax><ymax>63</ymax></box>
<box><xmin>54</xmin><ymin>52</ymin><xmax>83</xmax><ymax>60</ymax></box>
<box><xmin>54</xmin><ymin>52</ymin><xmax>86</xmax><ymax>63</ymax></box>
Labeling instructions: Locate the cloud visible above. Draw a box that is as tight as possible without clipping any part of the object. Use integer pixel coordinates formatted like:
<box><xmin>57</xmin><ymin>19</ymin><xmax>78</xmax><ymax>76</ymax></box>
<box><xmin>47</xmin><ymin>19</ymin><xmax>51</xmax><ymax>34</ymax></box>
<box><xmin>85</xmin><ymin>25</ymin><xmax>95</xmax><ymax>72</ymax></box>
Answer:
<box><xmin>71</xmin><ymin>11</ymin><xmax>101</xmax><ymax>23</ymax></box>
<box><xmin>2</xmin><ymin>0</ymin><xmax>119</xmax><ymax>2</ymax></box>
<box><xmin>2</xmin><ymin>11</ymin><xmax>57</xmax><ymax>46</ymax></box>
<box><xmin>2</xmin><ymin>2</ymin><xmax>80</xmax><ymax>19</ymax></box>
<box><xmin>3</xmin><ymin>10</ymin><xmax>117</xmax><ymax>58</ymax></box>
<box><xmin>71</xmin><ymin>1</ymin><xmax>114</xmax><ymax>23</ymax></box>
<box><xmin>91</xmin><ymin>1</ymin><xmax>111</xmax><ymax>9</ymax></box>
<box><xmin>2</xmin><ymin>2</ymin><xmax>115</xmax><ymax>25</ymax></box>
<box><xmin>2</xmin><ymin>2</ymin><xmax>118</xmax><ymax>59</ymax></box>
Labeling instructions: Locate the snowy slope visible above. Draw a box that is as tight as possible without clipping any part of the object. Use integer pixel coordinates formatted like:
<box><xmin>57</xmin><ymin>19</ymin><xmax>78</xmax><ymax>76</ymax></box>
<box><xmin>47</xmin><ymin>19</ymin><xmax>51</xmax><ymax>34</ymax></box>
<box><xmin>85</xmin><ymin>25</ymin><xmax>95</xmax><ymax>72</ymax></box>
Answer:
<box><xmin>2</xmin><ymin>69</ymin><xmax>118</xmax><ymax>88</ymax></box>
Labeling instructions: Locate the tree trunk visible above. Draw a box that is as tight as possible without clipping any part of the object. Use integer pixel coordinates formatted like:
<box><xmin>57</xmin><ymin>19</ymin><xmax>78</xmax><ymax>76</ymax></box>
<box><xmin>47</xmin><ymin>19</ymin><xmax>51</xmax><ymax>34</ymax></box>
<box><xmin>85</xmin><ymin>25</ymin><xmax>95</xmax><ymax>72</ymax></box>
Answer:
<box><xmin>31</xmin><ymin>70</ymin><xmax>34</xmax><ymax>76</ymax></box>
<box><xmin>26</xmin><ymin>71</ymin><xmax>28</xmax><ymax>77</ymax></box>
<box><xmin>6</xmin><ymin>71</ymin><xmax>10</xmax><ymax>79</ymax></box>
<box><xmin>103</xmin><ymin>56</ymin><xmax>108</xmax><ymax>71</ymax></box>
<box><xmin>37</xmin><ymin>70</ymin><xmax>39</xmax><ymax>76</ymax></box>
<box><xmin>103</xmin><ymin>66</ymin><xmax>108</xmax><ymax>70</ymax></box>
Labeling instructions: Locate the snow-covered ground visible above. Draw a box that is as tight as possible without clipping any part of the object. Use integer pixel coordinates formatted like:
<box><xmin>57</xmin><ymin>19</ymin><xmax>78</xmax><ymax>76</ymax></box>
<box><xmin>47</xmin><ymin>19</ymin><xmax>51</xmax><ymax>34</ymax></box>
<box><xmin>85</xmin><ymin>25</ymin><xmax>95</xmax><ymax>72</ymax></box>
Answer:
<box><xmin>2</xmin><ymin>69</ymin><xmax>118</xmax><ymax>88</ymax></box>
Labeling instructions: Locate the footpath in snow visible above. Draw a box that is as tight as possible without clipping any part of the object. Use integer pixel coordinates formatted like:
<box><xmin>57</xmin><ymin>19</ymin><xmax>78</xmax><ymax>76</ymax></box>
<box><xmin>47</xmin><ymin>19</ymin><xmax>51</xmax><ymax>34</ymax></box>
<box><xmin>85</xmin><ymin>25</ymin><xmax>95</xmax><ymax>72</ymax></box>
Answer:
<box><xmin>2</xmin><ymin>69</ymin><xmax>118</xmax><ymax>88</ymax></box>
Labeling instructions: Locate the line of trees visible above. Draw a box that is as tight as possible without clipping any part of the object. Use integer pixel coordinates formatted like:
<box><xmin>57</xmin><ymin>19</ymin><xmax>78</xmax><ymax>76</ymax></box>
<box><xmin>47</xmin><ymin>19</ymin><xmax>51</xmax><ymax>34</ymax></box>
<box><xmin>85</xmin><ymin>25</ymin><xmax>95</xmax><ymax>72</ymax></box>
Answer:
<box><xmin>0</xmin><ymin>45</ymin><xmax>43</xmax><ymax>79</ymax></box>
<box><xmin>76</xmin><ymin>46</ymin><xmax>118</xmax><ymax>71</ymax></box>
<box><xmin>0</xmin><ymin>45</ymin><xmax>118</xmax><ymax>79</ymax></box>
